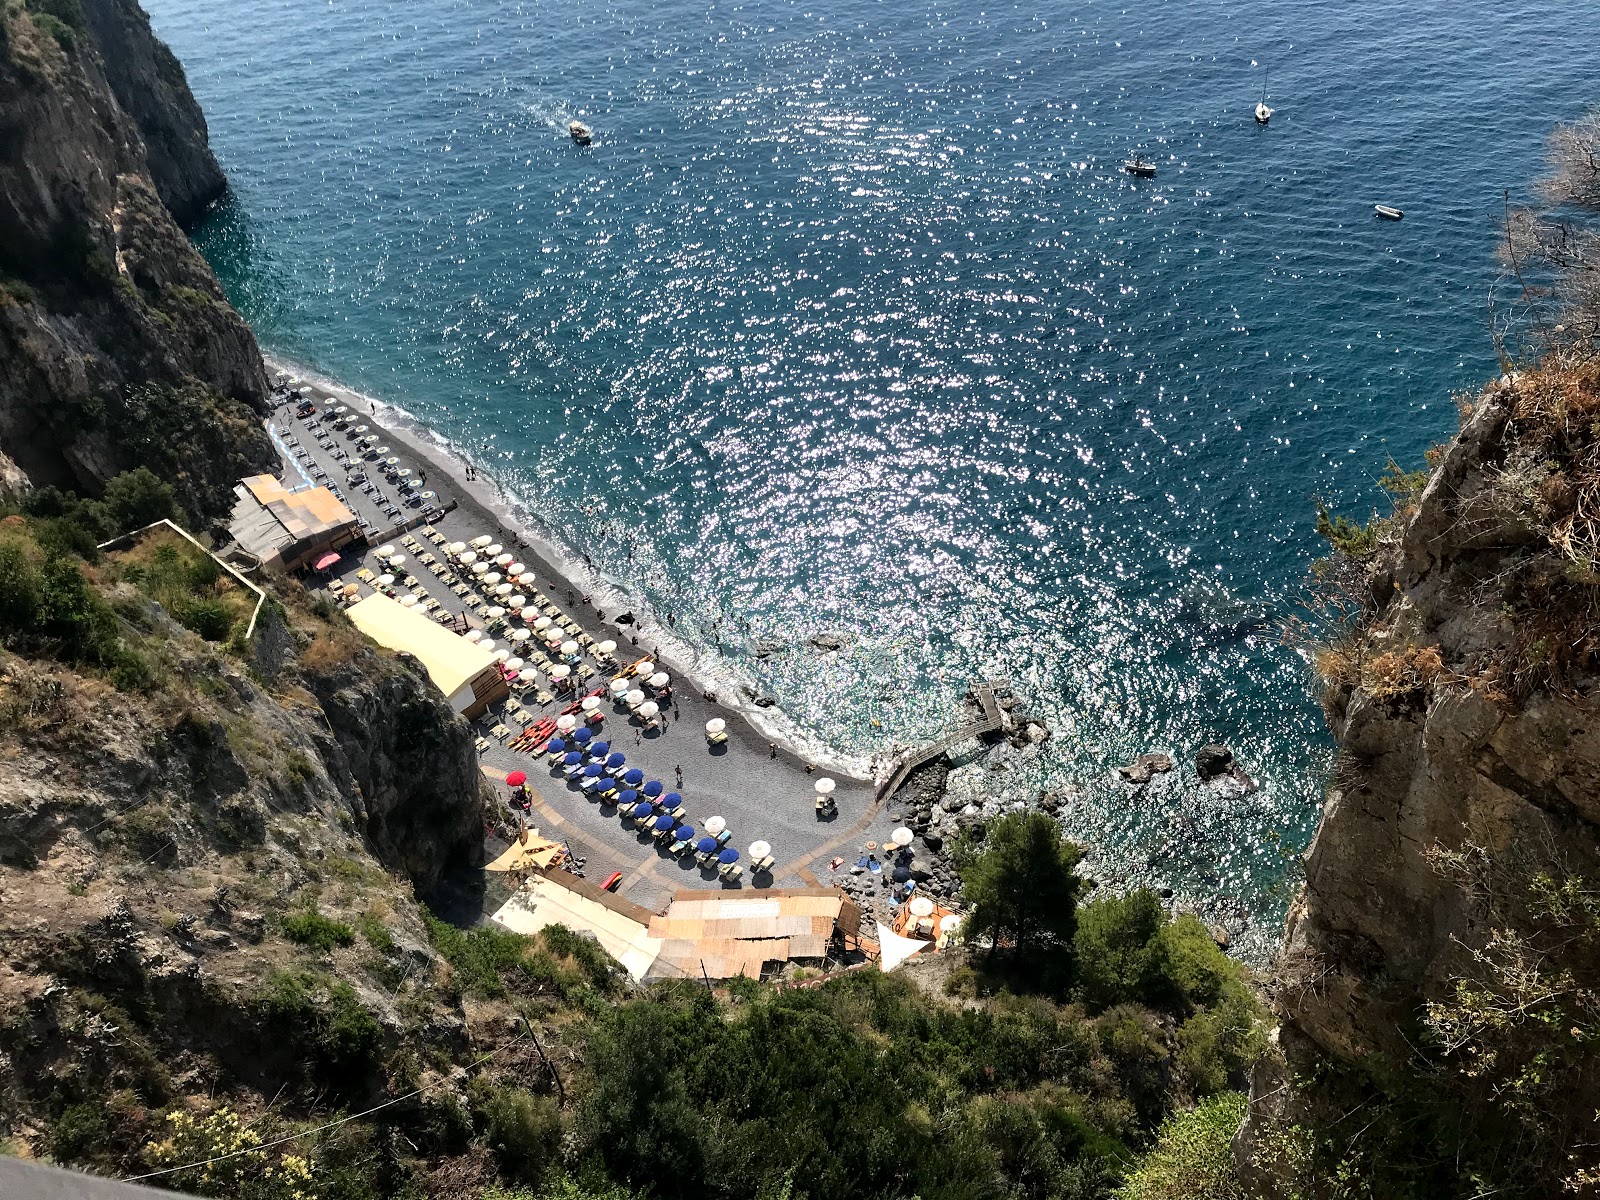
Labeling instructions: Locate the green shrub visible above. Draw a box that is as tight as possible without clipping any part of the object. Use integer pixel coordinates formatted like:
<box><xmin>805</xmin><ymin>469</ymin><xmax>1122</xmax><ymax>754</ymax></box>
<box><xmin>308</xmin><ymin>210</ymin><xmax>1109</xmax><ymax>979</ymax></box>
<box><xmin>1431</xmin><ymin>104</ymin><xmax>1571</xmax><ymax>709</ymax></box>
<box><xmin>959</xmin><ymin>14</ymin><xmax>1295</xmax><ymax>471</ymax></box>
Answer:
<box><xmin>281</xmin><ymin>909</ymin><xmax>356</xmax><ymax>952</ymax></box>
<box><xmin>0</xmin><ymin>538</ymin><xmax>42</xmax><ymax>634</ymax></box>
<box><xmin>1074</xmin><ymin>889</ymin><xmax>1179</xmax><ymax>1013</ymax></box>
<box><xmin>471</xmin><ymin>1080</ymin><xmax>562</xmax><ymax>1182</ymax></box>
<box><xmin>1115</xmin><ymin>1092</ymin><xmax>1248</xmax><ymax>1200</ymax></box>
<box><xmin>48</xmin><ymin>1102</ymin><xmax>107</xmax><ymax>1164</ymax></box>
<box><xmin>30</xmin><ymin>10</ymin><xmax>74</xmax><ymax>49</ymax></box>
<box><xmin>102</xmin><ymin>467</ymin><xmax>180</xmax><ymax>535</ymax></box>
<box><xmin>174</xmin><ymin>596</ymin><xmax>232</xmax><ymax>641</ymax></box>
<box><xmin>357</xmin><ymin>913</ymin><xmax>393</xmax><ymax>952</ymax></box>
<box><xmin>424</xmin><ymin>912</ymin><xmax>533</xmax><ymax>998</ymax></box>
<box><xmin>31</xmin><ymin>0</ymin><xmax>85</xmax><ymax>30</ymax></box>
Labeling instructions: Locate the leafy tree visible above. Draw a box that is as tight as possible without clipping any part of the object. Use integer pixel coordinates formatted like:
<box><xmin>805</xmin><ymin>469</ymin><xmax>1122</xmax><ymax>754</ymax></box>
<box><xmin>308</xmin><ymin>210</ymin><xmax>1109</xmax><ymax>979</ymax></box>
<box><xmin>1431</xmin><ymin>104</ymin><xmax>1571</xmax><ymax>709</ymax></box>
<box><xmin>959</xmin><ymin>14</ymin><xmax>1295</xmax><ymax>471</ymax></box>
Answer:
<box><xmin>958</xmin><ymin>810</ymin><xmax>1083</xmax><ymax>981</ymax></box>
<box><xmin>1075</xmin><ymin>889</ymin><xmax>1179</xmax><ymax>1013</ymax></box>
<box><xmin>0</xmin><ymin>538</ymin><xmax>43</xmax><ymax>635</ymax></box>
<box><xmin>103</xmin><ymin>466</ymin><xmax>180</xmax><ymax>533</ymax></box>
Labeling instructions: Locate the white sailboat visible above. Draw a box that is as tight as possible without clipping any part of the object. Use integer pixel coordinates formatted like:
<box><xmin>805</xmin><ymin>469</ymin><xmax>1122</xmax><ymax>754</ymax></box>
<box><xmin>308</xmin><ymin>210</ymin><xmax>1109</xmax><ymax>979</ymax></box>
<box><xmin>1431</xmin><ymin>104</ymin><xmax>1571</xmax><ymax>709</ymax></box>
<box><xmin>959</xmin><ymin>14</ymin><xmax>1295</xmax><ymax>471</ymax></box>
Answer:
<box><xmin>1255</xmin><ymin>73</ymin><xmax>1273</xmax><ymax>125</ymax></box>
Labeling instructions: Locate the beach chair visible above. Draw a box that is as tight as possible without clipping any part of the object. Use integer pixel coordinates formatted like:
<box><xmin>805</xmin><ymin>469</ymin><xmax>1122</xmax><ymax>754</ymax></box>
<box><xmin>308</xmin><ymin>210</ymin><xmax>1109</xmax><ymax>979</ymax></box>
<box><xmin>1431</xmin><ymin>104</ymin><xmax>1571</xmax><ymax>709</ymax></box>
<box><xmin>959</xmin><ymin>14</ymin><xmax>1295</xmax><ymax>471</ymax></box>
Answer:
<box><xmin>474</xmin><ymin>737</ymin><xmax>490</xmax><ymax>753</ymax></box>
<box><xmin>751</xmin><ymin>854</ymin><xmax>776</xmax><ymax>875</ymax></box>
<box><xmin>423</xmin><ymin>598</ymin><xmax>441</xmax><ymax>613</ymax></box>
<box><xmin>715</xmin><ymin>829</ymin><xmax>733</xmax><ymax>848</ymax></box>
<box><xmin>707</xmin><ymin>730</ymin><xmax>729</xmax><ymax>746</ymax></box>
<box><xmin>696</xmin><ymin>850</ymin><xmax>717</xmax><ymax>869</ymax></box>
<box><xmin>535</xmin><ymin>689</ymin><xmax>554</xmax><ymax>705</ymax></box>
<box><xmin>356</xmin><ymin>567</ymin><xmax>375</xmax><ymax>583</ymax></box>
<box><xmin>719</xmin><ymin>863</ymin><xmax>743</xmax><ymax>884</ymax></box>
<box><xmin>491</xmin><ymin>723</ymin><xmax>511</xmax><ymax>741</ymax></box>
<box><xmin>665</xmin><ymin>804</ymin><xmax>686</xmax><ymax>821</ymax></box>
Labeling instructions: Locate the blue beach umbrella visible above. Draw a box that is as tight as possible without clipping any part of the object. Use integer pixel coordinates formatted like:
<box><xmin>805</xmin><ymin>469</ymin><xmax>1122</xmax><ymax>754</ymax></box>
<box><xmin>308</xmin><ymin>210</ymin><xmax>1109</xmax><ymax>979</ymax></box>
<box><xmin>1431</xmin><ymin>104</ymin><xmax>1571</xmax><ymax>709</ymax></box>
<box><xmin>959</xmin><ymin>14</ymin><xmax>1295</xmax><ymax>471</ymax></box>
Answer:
<box><xmin>546</xmin><ymin>738</ymin><xmax>566</xmax><ymax>754</ymax></box>
<box><xmin>563</xmin><ymin>751</ymin><xmax>582</xmax><ymax>766</ymax></box>
<box><xmin>623</xmin><ymin>768</ymin><xmax>644</xmax><ymax>786</ymax></box>
<box><xmin>606</xmin><ymin>752</ymin><xmax>626</xmax><ymax>770</ymax></box>
<box><xmin>618</xmin><ymin>789</ymin><xmax>639</xmax><ymax>806</ymax></box>
<box><xmin>597</xmin><ymin>777</ymin><xmax>617</xmax><ymax>794</ymax></box>
<box><xmin>662</xmin><ymin>792</ymin><xmax>682</xmax><ymax>809</ymax></box>
<box><xmin>572</xmin><ymin>726</ymin><xmax>592</xmax><ymax>744</ymax></box>
<box><xmin>718</xmin><ymin>847</ymin><xmax>740</xmax><ymax>865</ymax></box>
<box><xmin>584</xmin><ymin>763</ymin><xmax>604</xmax><ymax>778</ymax></box>
<box><xmin>653</xmin><ymin>814</ymin><xmax>675</xmax><ymax>832</ymax></box>
<box><xmin>674</xmin><ymin>824</ymin><xmax>695</xmax><ymax>842</ymax></box>
<box><xmin>696</xmin><ymin>837</ymin><xmax>718</xmax><ymax>855</ymax></box>
<box><xmin>632</xmin><ymin>802</ymin><xmax>654</xmax><ymax>819</ymax></box>
<box><xmin>589</xmin><ymin>741</ymin><xmax>610</xmax><ymax>757</ymax></box>
<box><xmin>642</xmin><ymin>780</ymin><xmax>664</xmax><ymax>798</ymax></box>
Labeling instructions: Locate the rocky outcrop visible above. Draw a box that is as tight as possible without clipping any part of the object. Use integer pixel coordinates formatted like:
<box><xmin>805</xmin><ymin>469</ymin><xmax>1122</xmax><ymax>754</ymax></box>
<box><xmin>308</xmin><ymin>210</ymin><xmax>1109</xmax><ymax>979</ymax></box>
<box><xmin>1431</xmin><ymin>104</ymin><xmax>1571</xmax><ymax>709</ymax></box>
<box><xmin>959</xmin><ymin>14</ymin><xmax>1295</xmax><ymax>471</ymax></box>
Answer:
<box><xmin>0</xmin><ymin>3</ymin><xmax>271</xmax><ymax>518</ymax></box>
<box><xmin>1244</xmin><ymin>367</ymin><xmax>1600</xmax><ymax>1192</ymax></box>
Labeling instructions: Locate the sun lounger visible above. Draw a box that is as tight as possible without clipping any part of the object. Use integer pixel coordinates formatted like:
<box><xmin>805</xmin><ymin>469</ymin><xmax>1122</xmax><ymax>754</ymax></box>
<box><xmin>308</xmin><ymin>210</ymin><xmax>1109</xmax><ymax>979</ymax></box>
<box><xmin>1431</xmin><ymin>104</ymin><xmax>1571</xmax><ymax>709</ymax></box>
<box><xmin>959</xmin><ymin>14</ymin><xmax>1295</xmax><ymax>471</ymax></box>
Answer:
<box><xmin>751</xmin><ymin>854</ymin><xmax>775</xmax><ymax>875</ymax></box>
<box><xmin>491</xmin><ymin>723</ymin><xmax>511</xmax><ymax>740</ymax></box>
<box><xmin>715</xmin><ymin>829</ymin><xmax>732</xmax><ymax>847</ymax></box>
<box><xmin>474</xmin><ymin>737</ymin><xmax>490</xmax><ymax>753</ymax></box>
<box><xmin>707</xmin><ymin>730</ymin><xmax>729</xmax><ymax>746</ymax></box>
<box><xmin>719</xmin><ymin>864</ymin><xmax>743</xmax><ymax>883</ymax></box>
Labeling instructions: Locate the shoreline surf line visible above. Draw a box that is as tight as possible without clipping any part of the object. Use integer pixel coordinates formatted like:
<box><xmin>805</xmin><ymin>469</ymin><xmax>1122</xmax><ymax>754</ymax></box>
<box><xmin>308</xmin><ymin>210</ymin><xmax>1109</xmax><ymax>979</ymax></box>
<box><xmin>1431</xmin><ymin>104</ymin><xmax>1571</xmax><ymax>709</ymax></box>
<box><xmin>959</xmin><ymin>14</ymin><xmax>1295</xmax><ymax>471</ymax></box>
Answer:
<box><xmin>263</xmin><ymin>352</ymin><xmax>881</xmax><ymax>782</ymax></box>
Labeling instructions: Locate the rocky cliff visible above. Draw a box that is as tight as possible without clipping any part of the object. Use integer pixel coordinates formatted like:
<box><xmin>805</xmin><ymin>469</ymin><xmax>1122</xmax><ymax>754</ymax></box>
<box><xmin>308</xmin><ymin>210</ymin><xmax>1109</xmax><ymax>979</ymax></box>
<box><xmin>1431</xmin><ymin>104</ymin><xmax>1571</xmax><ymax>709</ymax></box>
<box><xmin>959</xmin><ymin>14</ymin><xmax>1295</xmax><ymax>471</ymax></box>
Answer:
<box><xmin>1243</xmin><ymin>357</ymin><xmax>1600</xmax><ymax>1196</ymax></box>
<box><xmin>0</xmin><ymin>0</ymin><xmax>271</xmax><ymax>521</ymax></box>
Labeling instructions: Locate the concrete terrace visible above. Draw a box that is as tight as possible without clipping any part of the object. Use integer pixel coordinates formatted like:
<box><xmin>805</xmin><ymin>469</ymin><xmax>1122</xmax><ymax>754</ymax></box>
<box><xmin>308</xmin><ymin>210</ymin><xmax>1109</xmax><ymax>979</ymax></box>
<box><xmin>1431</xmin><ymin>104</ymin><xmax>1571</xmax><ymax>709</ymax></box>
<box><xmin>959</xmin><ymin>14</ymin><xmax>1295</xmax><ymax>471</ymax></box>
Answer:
<box><xmin>268</xmin><ymin>376</ymin><xmax>913</xmax><ymax>915</ymax></box>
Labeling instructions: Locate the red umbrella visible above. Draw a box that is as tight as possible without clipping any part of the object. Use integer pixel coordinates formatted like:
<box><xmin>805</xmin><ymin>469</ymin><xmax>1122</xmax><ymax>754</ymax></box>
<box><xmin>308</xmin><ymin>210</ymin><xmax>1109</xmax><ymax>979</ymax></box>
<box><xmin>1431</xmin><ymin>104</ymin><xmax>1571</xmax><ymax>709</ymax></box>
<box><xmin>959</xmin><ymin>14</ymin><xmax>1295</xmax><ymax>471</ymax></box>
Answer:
<box><xmin>313</xmin><ymin>552</ymin><xmax>341</xmax><ymax>571</ymax></box>
<box><xmin>505</xmin><ymin>771</ymin><xmax>527</xmax><ymax>787</ymax></box>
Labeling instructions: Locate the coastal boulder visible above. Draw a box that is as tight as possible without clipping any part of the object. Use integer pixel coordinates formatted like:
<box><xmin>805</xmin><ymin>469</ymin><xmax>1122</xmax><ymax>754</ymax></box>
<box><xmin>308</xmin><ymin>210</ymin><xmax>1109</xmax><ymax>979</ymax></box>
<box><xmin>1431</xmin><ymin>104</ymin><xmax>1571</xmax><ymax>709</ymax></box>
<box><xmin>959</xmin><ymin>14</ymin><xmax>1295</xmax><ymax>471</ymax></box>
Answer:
<box><xmin>1194</xmin><ymin>744</ymin><xmax>1234</xmax><ymax>780</ymax></box>
<box><xmin>1119</xmin><ymin>753</ymin><xmax>1174</xmax><ymax>785</ymax></box>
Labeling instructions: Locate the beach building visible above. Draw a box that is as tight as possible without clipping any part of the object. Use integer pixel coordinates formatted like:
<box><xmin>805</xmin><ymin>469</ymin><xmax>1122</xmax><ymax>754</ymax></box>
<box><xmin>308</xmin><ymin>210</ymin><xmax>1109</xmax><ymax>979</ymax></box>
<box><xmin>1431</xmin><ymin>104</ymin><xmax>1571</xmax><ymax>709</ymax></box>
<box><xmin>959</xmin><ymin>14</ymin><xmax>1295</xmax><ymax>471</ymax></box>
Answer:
<box><xmin>344</xmin><ymin>592</ymin><xmax>509</xmax><ymax>717</ymax></box>
<box><xmin>229</xmin><ymin>473</ymin><xmax>361</xmax><ymax>573</ymax></box>
<box><xmin>644</xmin><ymin>888</ymin><xmax>862</xmax><ymax>981</ymax></box>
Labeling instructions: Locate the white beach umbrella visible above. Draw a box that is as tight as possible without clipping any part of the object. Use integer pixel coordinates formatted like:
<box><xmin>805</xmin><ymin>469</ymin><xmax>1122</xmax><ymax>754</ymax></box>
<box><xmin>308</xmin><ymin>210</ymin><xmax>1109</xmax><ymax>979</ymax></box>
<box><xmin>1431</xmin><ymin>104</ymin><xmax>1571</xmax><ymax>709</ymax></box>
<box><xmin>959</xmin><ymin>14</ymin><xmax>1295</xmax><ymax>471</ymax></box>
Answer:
<box><xmin>479</xmin><ymin>640</ymin><xmax>497</xmax><ymax>654</ymax></box>
<box><xmin>375</xmin><ymin>445</ymin><xmax>390</xmax><ymax>455</ymax></box>
<box><xmin>545</xmin><ymin>629</ymin><xmax>564</xmax><ymax>646</ymax></box>
<box><xmin>550</xmin><ymin>664</ymin><xmax>572</xmax><ymax>680</ymax></box>
<box><xmin>648</xmin><ymin>672</ymin><xmax>670</xmax><ymax>689</ymax></box>
<box><xmin>517</xmin><ymin>668</ymin><xmax>539</xmax><ymax>683</ymax></box>
<box><xmin>495</xmin><ymin>583</ymin><xmax>513</xmax><ymax>597</ymax></box>
<box><xmin>487</xmin><ymin>606</ymin><xmax>505</xmax><ymax>619</ymax></box>
<box><xmin>511</xmin><ymin>628</ymin><xmax>531</xmax><ymax>643</ymax></box>
<box><xmin>560</xmin><ymin>640</ymin><xmax>579</xmax><ymax>656</ymax></box>
<box><xmin>387</xmin><ymin>554</ymin><xmax>406</xmax><ymax>568</ymax></box>
<box><xmin>377</xmin><ymin>573</ymin><xmax>395</xmax><ymax>587</ymax></box>
<box><xmin>533</xmin><ymin>616</ymin><xmax>552</xmax><ymax>631</ymax></box>
<box><xmin>398</xmin><ymin>594</ymin><xmax>419</xmax><ymax>607</ymax></box>
<box><xmin>471</xmin><ymin>562</ymin><xmax>489</xmax><ymax>576</ymax></box>
<box><xmin>516</xmin><ymin>572</ymin><xmax>538</xmax><ymax>586</ymax></box>
<box><xmin>493</xmin><ymin>649</ymin><xmax>511</xmax><ymax>663</ymax></box>
<box><xmin>508</xmin><ymin>595</ymin><xmax>526</xmax><ymax>609</ymax></box>
<box><xmin>556</xmin><ymin>714</ymin><xmax>578</xmax><ymax>732</ymax></box>
<box><xmin>495</xmin><ymin>553</ymin><xmax>513</xmax><ymax>567</ymax></box>
<box><xmin>909</xmin><ymin>896</ymin><xmax>935</xmax><ymax>918</ymax></box>
<box><xmin>814</xmin><ymin>777</ymin><xmax>837</xmax><ymax>796</ymax></box>
<box><xmin>448</xmin><ymin>541</ymin><xmax>467</xmax><ymax>555</ymax></box>
<box><xmin>638</xmin><ymin>701</ymin><xmax>660</xmax><ymax>719</ymax></box>
<box><xmin>471</xmin><ymin>535</ymin><xmax>492</xmax><ymax>548</ymax></box>
<box><xmin>375</xmin><ymin>544</ymin><xmax>397</xmax><ymax>559</ymax></box>
<box><xmin>486</xmin><ymin>543</ymin><xmax>503</xmax><ymax>557</ymax></box>
<box><xmin>939</xmin><ymin>913</ymin><xmax>962</xmax><ymax>937</ymax></box>
<box><xmin>705</xmin><ymin>718</ymin><xmax>726</xmax><ymax>735</ymax></box>
<box><xmin>463</xmin><ymin>630</ymin><xmax>484</xmax><ymax>643</ymax></box>
<box><xmin>892</xmin><ymin>827</ymin><xmax>914</xmax><ymax>848</ymax></box>
<box><xmin>596</xmin><ymin>639</ymin><xmax>617</xmax><ymax>656</ymax></box>
<box><xmin>505</xmin><ymin>657</ymin><xmax>524</xmax><ymax>671</ymax></box>
<box><xmin>483</xmin><ymin>572</ymin><xmax>502</xmax><ymax>585</ymax></box>
<box><xmin>581</xmin><ymin>696</ymin><xmax>601</xmax><ymax>712</ymax></box>
<box><xmin>609</xmin><ymin>679</ymin><xmax>630</xmax><ymax>697</ymax></box>
<box><xmin>704</xmin><ymin>816</ymin><xmax>726</xmax><ymax>836</ymax></box>
<box><xmin>385</xmin><ymin>457</ymin><xmax>399</xmax><ymax>467</ymax></box>
<box><xmin>508</xmin><ymin>562</ymin><xmax>526</xmax><ymax>575</ymax></box>
<box><xmin>748</xmin><ymin>840</ymin><xmax>771</xmax><ymax>860</ymax></box>
<box><xmin>625</xmin><ymin>689</ymin><xmax>645</xmax><ymax>707</ymax></box>
<box><xmin>635</xmin><ymin>660</ymin><xmax>655</xmax><ymax>676</ymax></box>
<box><xmin>459</xmin><ymin>550</ymin><xmax>478</xmax><ymax>565</ymax></box>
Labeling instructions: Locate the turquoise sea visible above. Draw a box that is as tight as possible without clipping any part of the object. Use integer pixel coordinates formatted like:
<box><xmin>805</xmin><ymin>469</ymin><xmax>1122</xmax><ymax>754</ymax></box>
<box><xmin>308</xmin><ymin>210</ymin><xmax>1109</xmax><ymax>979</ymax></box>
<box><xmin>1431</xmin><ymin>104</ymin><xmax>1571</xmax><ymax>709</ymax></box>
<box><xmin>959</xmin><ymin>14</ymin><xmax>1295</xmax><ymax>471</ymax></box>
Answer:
<box><xmin>145</xmin><ymin>0</ymin><xmax>1600</xmax><ymax>947</ymax></box>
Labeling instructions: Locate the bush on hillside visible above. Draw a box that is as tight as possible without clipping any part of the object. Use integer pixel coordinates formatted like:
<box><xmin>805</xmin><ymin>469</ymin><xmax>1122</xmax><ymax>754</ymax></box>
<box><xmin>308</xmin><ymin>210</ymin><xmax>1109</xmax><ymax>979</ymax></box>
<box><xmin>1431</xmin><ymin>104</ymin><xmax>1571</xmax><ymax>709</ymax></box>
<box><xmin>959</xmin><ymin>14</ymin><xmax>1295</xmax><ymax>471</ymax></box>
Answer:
<box><xmin>957</xmin><ymin>810</ymin><xmax>1083</xmax><ymax>987</ymax></box>
<box><xmin>1115</xmin><ymin>1092</ymin><xmax>1248</xmax><ymax>1200</ymax></box>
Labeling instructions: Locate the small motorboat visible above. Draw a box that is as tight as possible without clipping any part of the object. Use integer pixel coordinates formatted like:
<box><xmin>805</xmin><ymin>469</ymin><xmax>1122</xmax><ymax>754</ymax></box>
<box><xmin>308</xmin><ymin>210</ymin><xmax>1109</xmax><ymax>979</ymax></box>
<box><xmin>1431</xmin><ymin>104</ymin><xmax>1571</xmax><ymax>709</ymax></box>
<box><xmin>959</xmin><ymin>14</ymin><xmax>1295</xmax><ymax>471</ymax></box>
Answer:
<box><xmin>1374</xmin><ymin>204</ymin><xmax>1404</xmax><ymax>220</ymax></box>
<box><xmin>1122</xmin><ymin>155</ymin><xmax>1157</xmax><ymax>178</ymax></box>
<box><xmin>568</xmin><ymin>121</ymin><xmax>592</xmax><ymax>146</ymax></box>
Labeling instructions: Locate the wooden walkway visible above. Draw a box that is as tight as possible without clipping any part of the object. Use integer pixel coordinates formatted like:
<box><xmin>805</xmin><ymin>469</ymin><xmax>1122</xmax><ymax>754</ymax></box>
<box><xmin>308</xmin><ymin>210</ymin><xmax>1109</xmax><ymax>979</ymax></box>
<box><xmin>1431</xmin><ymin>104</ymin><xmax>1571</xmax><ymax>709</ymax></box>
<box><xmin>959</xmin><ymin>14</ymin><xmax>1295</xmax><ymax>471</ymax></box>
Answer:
<box><xmin>876</xmin><ymin>680</ymin><xmax>1010</xmax><ymax>800</ymax></box>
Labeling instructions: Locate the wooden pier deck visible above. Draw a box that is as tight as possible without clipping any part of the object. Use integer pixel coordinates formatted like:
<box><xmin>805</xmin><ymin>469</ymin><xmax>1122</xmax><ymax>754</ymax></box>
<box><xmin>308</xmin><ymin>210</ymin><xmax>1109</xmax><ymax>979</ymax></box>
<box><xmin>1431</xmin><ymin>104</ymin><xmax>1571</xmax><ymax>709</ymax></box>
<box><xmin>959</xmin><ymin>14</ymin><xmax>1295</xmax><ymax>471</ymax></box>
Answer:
<box><xmin>877</xmin><ymin>680</ymin><xmax>1010</xmax><ymax>800</ymax></box>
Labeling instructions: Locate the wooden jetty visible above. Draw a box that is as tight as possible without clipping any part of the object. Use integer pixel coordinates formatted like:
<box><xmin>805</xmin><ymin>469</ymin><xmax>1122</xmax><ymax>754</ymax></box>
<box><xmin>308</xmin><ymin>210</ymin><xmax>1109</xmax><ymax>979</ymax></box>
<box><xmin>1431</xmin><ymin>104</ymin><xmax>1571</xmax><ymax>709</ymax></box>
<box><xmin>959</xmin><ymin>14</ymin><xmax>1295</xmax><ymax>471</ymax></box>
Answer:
<box><xmin>876</xmin><ymin>680</ymin><xmax>1012</xmax><ymax>800</ymax></box>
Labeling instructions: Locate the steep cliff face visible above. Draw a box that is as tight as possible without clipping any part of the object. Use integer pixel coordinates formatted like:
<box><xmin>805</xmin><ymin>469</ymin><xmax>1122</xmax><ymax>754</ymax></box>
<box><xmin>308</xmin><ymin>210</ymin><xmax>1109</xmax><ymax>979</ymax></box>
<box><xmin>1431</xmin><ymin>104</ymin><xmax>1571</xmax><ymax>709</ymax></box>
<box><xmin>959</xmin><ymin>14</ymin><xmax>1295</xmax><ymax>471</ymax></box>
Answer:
<box><xmin>1245</xmin><ymin>361</ymin><xmax>1600</xmax><ymax>1195</ymax></box>
<box><xmin>0</xmin><ymin>2</ymin><xmax>271</xmax><ymax>520</ymax></box>
<box><xmin>78</xmin><ymin>0</ymin><xmax>228</xmax><ymax>226</ymax></box>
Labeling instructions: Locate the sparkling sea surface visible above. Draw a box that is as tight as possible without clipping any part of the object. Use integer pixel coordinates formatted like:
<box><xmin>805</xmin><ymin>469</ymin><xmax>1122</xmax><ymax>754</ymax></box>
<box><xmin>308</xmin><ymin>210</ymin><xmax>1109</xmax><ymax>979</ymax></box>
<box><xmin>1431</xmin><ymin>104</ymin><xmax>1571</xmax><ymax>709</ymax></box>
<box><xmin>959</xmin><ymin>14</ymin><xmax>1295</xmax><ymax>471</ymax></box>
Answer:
<box><xmin>145</xmin><ymin>0</ymin><xmax>1600</xmax><ymax>949</ymax></box>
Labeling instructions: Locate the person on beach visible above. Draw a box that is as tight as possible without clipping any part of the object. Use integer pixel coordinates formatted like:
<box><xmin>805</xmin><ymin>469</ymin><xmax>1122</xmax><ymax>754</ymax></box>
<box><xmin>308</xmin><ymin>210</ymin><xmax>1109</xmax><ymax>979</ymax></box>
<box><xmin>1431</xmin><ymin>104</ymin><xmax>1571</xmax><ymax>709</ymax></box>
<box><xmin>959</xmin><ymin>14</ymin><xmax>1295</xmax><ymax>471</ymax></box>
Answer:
<box><xmin>674</xmin><ymin>764</ymin><xmax>683</xmax><ymax>787</ymax></box>
<box><xmin>769</xmin><ymin>742</ymin><xmax>777</xmax><ymax>759</ymax></box>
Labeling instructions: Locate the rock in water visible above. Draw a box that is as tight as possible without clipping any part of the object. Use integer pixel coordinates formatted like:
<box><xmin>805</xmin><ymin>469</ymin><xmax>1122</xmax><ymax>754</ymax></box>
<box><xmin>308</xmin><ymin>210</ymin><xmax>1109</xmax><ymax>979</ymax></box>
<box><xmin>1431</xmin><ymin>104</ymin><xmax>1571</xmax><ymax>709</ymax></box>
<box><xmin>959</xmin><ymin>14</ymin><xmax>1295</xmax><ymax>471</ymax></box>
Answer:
<box><xmin>1118</xmin><ymin>753</ymin><xmax>1174</xmax><ymax>784</ymax></box>
<box><xmin>1195</xmin><ymin>744</ymin><xmax>1234</xmax><ymax>780</ymax></box>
